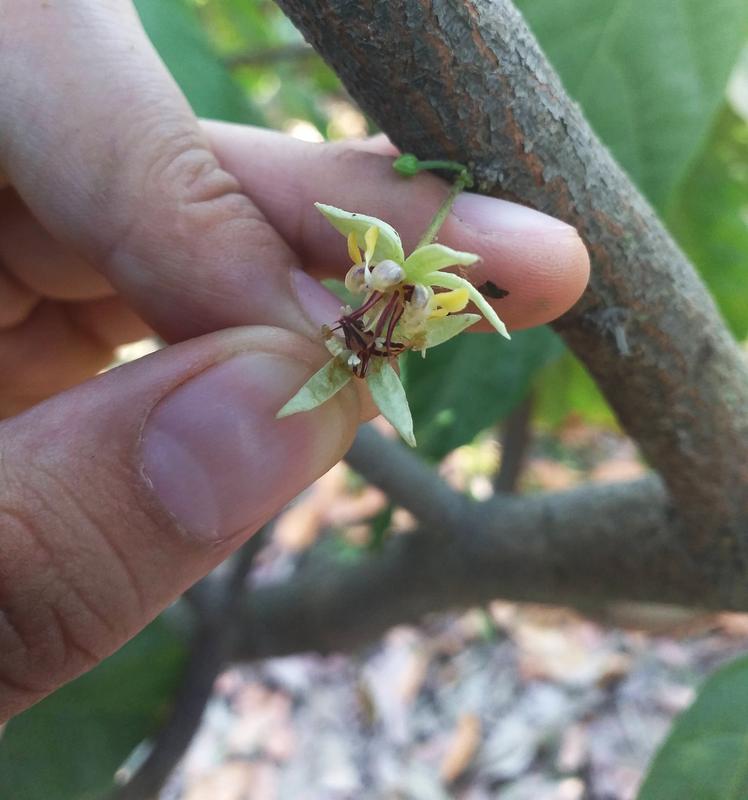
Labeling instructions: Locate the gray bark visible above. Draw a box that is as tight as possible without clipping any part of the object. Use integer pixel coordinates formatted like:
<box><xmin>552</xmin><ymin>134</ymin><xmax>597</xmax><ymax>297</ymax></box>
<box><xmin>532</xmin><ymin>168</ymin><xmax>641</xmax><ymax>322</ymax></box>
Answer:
<box><xmin>235</xmin><ymin>429</ymin><xmax>713</xmax><ymax>660</ymax></box>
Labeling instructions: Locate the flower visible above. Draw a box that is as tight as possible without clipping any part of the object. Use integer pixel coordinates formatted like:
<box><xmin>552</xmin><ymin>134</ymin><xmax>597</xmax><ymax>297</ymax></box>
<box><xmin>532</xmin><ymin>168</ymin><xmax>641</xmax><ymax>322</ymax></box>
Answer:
<box><xmin>277</xmin><ymin>203</ymin><xmax>510</xmax><ymax>447</ymax></box>
<box><xmin>317</xmin><ymin>203</ymin><xmax>509</xmax><ymax>347</ymax></box>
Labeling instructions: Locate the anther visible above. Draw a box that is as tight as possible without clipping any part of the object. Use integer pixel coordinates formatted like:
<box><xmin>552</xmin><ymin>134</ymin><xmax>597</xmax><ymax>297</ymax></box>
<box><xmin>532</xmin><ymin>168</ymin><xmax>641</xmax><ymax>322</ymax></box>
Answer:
<box><xmin>367</xmin><ymin>260</ymin><xmax>405</xmax><ymax>291</ymax></box>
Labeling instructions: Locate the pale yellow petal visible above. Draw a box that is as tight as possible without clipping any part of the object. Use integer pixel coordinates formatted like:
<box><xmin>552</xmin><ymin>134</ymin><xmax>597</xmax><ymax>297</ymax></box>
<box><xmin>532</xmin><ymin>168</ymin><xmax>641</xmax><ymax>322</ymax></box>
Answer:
<box><xmin>364</xmin><ymin>225</ymin><xmax>379</xmax><ymax>266</ymax></box>
<box><xmin>347</xmin><ymin>232</ymin><xmax>361</xmax><ymax>264</ymax></box>
<box><xmin>434</xmin><ymin>288</ymin><xmax>469</xmax><ymax>313</ymax></box>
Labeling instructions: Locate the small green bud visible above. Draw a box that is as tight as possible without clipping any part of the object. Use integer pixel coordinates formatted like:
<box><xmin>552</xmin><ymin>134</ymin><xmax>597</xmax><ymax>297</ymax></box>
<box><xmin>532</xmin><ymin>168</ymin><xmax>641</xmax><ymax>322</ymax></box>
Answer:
<box><xmin>392</xmin><ymin>153</ymin><xmax>421</xmax><ymax>176</ymax></box>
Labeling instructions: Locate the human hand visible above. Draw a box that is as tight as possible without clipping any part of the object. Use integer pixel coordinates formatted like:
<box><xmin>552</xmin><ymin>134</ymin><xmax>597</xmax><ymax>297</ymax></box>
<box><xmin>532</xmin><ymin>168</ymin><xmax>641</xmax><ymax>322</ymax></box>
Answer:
<box><xmin>0</xmin><ymin>0</ymin><xmax>589</xmax><ymax>720</ymax></box>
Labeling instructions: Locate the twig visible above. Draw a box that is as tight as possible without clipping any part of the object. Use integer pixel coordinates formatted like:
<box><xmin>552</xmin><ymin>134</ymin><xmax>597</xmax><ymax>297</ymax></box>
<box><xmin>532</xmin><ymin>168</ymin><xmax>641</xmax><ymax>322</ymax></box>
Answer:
<box><xmin>108</xmin><ymin>528</ymin><xmax>269</xmax><ymax>800</ymax></box>
<box><xmin>493</xmin><ymin>394</ymin><xmax>534</xmax><ymax>493</ymax></box>
<box><xmin>225</xmin><ymin>42</ymin><xmax>315</xmax><ymax>69</ymax></box>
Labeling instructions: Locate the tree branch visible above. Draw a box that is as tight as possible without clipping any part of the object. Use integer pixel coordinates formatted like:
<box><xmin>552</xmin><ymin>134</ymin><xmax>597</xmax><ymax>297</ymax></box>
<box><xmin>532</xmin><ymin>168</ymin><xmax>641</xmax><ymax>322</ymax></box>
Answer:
<box><xmin>493</xmin><ymin>395</ymin><xmax>533</xmax><ymax>493</ymax></box>
<box><xmin>273</xmin><ymin>0</ymin><xmax>748</xmax><ymax>589</ymax></box>
<box><xmin>229</xmin><ymin>425</ymin><xmax>725</xmax><ymax>662</ymax></box>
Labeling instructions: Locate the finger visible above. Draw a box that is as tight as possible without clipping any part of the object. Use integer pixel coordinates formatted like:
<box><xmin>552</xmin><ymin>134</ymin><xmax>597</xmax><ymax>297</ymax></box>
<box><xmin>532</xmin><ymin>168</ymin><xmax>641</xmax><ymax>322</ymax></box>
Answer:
<box><xmin>0</xmin><ymin>2</ymin><xmax>339</xmax><ymax>342</ymax></box>
<box><xmin>0</xmin><ymin>189</ymin><xmax>113</xmax><ymax>301</ymax></box>
<box><xmin>343</xmin><ymin>133</ymin><xmax>400</xmax><ymax>156</ymax></box>
<box><xmin>206</xmin><ymin>122</ymin><xmax>590</xmax><ymax>330</ymax></box>
<box><xmin>0</xmin><ymin>326</ymin><xmax>358</xmax><ymax>720</ymax></box>
<box><xmin>0</xmin><ymin>298</ymin><xmax>152</xmax><ymax>417</ymax></box>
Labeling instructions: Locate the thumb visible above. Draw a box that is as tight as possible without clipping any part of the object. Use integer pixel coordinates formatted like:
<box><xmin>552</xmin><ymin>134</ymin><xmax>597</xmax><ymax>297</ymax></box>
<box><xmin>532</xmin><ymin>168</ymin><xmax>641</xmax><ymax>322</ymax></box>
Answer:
<box><xmin>0</xmin><ymin>327</ymin><xmax>358</xmax><ymax>721</ymax></box>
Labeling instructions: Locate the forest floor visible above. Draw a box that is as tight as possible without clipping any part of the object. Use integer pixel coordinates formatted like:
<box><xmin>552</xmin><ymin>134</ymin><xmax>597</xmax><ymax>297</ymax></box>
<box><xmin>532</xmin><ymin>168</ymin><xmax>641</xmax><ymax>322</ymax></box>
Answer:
<box><xmin>159</xmin><ymin>418</ymin><xmax>748</xmax><ymax>800</ymax></box>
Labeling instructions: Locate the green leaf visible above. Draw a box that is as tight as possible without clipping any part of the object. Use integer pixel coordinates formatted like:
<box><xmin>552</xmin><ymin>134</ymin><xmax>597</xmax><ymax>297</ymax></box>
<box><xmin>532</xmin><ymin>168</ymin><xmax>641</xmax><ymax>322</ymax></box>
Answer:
<box><xmin>314</xmin><ymin>203</ymin><xmax>405</xmax><ymax>264</ymax></box>
<box><xmin>534</xmin><ymin>350</ymin><xmax>617</xmax><ymax>429</ymax></box>
<box><xmin>135</xmin><ymin>0</ymin><xmax>262</xmax><ymax>124</ymax></box>
<box><xmin>277</xmin><ymin>358</ymin><xmax>353</xmax><ymax>417</ymax></box>
<box><xmin>666</xmin><ymin>106</ymin><xmax>748</xmax><ymax>339</ymax></box>
<box><xmin>367</xmin><ymin>503</ymin><xmax>394</xmax><ymax>551</ymax></box>
<box><xmin>403</xmin><ymin>243</ymin><xmax>479</xmax><ymax>283</ymax></box>
<box><xmin>638</xmin><ymin>655</ymin><xmax>748</xmax><ymax>800</ymax></box>
<box><xmin>424</xmin><ymin>313</ymin><xmax>481</xmax><ymax>349</ymax></box>
<box><xmin>0</xmin><ymin>619</ymin><xmax>186</xmax><ymax>800</ymax></box>
<box><xmin>404</xmin><ymin>328</ymin><xmax>564</xmax><ymax>460</ymax></box>
<box><xmin>367</xmin><ymin>361</ymin><xmax>416</xmax><ymax>447</ymax></box>
<box><xmin>515</xmin><ymin>0</ymin><xmax>748</xmax><ymax>209</ymax></box>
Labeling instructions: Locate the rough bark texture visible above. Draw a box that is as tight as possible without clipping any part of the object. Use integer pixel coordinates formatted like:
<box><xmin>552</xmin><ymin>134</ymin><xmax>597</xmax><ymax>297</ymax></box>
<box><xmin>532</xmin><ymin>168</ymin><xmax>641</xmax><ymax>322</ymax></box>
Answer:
<box><xmin>274</xmin><ymin>0</ymin><xmax>748</xmax><ymax>596</ymax></box>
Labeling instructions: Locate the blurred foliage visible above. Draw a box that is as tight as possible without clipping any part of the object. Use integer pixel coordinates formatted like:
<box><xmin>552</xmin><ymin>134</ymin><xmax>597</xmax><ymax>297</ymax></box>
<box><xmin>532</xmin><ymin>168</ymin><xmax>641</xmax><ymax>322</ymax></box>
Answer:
<box><xmin>190</xmin><ymin>0</ymin><xmax>360</xmax><ymax>138</ymax></box>
<box><xmin>0</xmin><ymin>620</ymin><xmax>186</xmax><ymax>800</ymax></box>
<box><xmin>667</xmin><ymin>106</ymin><xmax>748</xmax><ymax>339</ymax></box>
<box><xmin>638</xmin><ymin>654</ymin><xmax>748</xmax><ymax>799</ymax></box>
<box><xmin>404</xmin><ymin>328</ymin><xmax>564</xmax><ymax>460</ymax></box>
<box><xmin>534</xmin><ymin>348</ymin><xmax>617</xmax><ymax>429</ymax></box>
<box><xmin>516</xmin><ymin>0</ymin><xmax>748</xmax><ymax>210</ymax></box>
<box><xmin>134</xmin><ymin>0</ymin><xmax>262</xmax><ymax>124</ymax></box>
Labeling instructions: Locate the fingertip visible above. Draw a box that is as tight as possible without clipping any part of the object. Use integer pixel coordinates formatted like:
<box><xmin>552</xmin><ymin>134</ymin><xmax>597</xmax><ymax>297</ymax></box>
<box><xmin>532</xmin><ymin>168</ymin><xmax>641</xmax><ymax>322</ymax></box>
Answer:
<box><xmin>479</xmin><ymin>228</ymin><xmax>590</xmax><ymax>330</ymax></box>
<box><xmin>442</xmin><ymin>197</ymin><xmax>591</xmax><ymax>330</ymax></box>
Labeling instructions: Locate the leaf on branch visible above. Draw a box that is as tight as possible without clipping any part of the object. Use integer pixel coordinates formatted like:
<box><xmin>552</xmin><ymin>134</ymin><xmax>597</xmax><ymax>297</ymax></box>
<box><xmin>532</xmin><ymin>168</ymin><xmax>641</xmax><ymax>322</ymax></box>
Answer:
<box><xmin>277</xmin><ymin>358</ymin><xmax>352</xmax><ymax>418</ymax></box>
<box><xmin>367</xmin><ymin>361</ymin><xmax>416</xmax><ymax>447</ymax></box>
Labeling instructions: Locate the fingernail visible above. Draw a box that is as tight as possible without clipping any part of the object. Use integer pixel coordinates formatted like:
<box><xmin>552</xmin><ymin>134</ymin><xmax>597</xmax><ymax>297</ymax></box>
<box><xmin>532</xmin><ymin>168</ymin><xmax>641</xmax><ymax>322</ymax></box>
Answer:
<box><xmin>291</xmin><ymin>267</ymin><xmax>342</xmax><ymax>331</ymax></box>
<box><xmin>453</xmin><ymin>193</ymin><xmax>575</xmax><ymax>234</ymax></box>
<box><xmin>141</xmin><ymin>352</ymin><xmax>349</xmax><ymax>543</ymax></box>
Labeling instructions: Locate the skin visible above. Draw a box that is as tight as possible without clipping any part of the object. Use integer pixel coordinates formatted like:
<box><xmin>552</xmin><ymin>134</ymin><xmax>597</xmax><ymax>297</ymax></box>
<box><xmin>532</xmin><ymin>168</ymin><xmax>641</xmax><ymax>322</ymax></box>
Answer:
<box><xmin>0</xmin><ymin>0</ymin><xmax>589</xmax><ymax>721</ymax></box>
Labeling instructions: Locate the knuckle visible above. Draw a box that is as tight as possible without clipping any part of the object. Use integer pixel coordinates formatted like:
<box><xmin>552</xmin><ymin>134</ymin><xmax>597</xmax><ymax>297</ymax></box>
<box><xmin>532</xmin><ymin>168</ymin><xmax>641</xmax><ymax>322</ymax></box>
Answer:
<box><xmin>0</xmin><ymin>507</ymin><xmax>100</xmax><ymax>699</ymax></box>
<box><xmin>0</xmin><ymin>475</ymin><xmax>143</xmax><ymax>703</ymax></box>
<box><xmin>326</xmin><ymin>139</ymin><xmax>400</xmax><ymax>181</ymax></box>
<box><xmin>102</xmin><ymin>127</ymin><xmax>281</xmax><ymax>270</ymax></box>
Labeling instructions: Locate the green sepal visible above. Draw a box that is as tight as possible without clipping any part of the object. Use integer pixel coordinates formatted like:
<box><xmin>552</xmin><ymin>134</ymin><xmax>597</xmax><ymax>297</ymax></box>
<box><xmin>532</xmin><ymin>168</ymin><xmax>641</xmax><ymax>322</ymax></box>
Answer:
<box><xmin>426</xmin><ymin>271</ymin><xmax>511</xmax><ymax>339</ymax></box>
<box><xmin>424</xmin><ymin>313</ymin><xmax>481</xmax><ymax>349</ymax></box>
<box><xmin>276</xmin><ymin>358</ymin><xmax>352</xmax><ymax>418</ymax></box>
<box><xmin>366</xmin><ymin>360</ymin><xmax>416</xmax><ymax>447</ymax></box>
<box><xmin>314</xmin><ymin>203</ymin><xmax>405</xmax><ymax>264</ymax></box>
<box><xmin>403</xmin><ymin>243</ymin><xmax>479</xmax><ymax>283</ymax></box>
